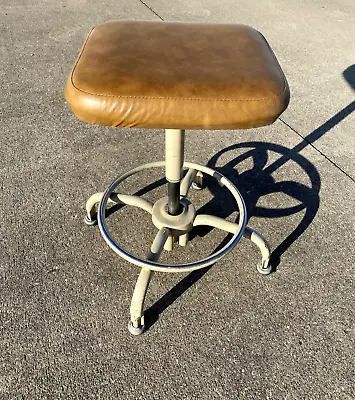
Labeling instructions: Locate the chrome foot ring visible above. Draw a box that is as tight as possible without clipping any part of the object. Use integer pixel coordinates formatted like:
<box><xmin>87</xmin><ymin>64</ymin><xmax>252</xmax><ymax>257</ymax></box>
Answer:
<box><xmin>97</xmin><ymin>161</ymin><xmax>247</xmax><ymax>273</ymax></box>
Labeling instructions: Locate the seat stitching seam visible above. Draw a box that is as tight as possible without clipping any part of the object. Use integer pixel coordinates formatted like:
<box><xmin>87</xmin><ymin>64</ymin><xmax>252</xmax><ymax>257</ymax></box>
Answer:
<box><xmin>70</xmin><ymin>26</ymin><xmax>288</xmax><ymax>103</ymax></box>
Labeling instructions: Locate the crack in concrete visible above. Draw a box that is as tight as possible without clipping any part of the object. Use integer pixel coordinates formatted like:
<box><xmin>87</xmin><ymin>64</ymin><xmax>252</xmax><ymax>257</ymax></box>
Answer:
<box><xmin>138</xmin><ymin>0</ymin><xmax>164</xmax><ymax>21</ymax></box>
<box><xmin>279</xmin><ymin>117</ymin><xmax>355</xmax><ymax>183</ymax></box>
<box><xmin>130</xmin><ymin>5</ymin><xmax>354</xmax><ymax>185</ymax></box>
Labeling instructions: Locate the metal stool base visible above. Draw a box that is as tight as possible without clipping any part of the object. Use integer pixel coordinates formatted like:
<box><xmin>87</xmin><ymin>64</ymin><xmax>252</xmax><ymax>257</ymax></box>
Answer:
<box><xmin>84</xmin><ymin>161</ymin><xmax>271</xmax><ymax>335</ymax></box>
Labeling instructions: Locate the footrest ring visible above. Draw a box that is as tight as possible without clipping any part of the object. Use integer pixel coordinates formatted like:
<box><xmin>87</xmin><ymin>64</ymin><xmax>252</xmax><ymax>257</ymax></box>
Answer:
<box><xmin>97</xmin><ymin>161</ymin><xmax>247</xmax><ymax>273</ymax></box>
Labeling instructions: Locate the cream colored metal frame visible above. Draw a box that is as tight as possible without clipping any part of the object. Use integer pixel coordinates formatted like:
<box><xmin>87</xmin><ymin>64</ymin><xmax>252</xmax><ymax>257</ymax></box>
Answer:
<box><xmin>84</xmin><ymin>129</ymin><xmax>272</xmax><ymax>335</ymax></box>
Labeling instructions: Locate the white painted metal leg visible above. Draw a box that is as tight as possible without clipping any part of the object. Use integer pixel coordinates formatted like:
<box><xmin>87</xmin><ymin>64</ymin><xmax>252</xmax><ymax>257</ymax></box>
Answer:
<box><xmin>180</xmin><ymin>168</ymin><xmax>197</xmax><ymax>197</ymax></box>
<box><xmin>164</xmin><ymin>232</ymin><xmax>174</xmax><ymax>251</ymax></box>
<box><xmin>179</xmin><ymin>233</ymin><xmax>188</xmax><ymax>247</ymax></box>
<box><xmin>128</xmin><ymin>268</ymin><xmax>153</xmax><ymax>334</ymax></box>
<box><xmin>110</xmin><ymin>193</ymin><xmax>153</xmax><ymax>214</ymax></box>
<box><xmin>128</xmin><ymin>228</ymin><xmax>170</xmax><ymax>335</ymax></box>
<box><xmin>146</xmin><ymin>228</ymin><xmax>170</xmax><ymax>261</ymax></box>
<box><xmin>243</xmin><ymin>227</ymin><xmax>272</xmax><ymax>275</ymax></box>
<box><xmin>84</xmin><ymin>192</ymin><xmax>118</xmax><ymax>224</ymax></box>
<box><xmin>192</xmin><ymin>170</ymin><xmax>204</xmax><ymax>190</ymax></box>
<box><xmin>85</xmin><ymin>192</ymin><xmax>153</xmax><ymax>225</ymax></box>
<box><xmin>193</xmin><ymin>215</ymin><xmax>271</xmax><ymax>275</ymax></box>
<box><xmin>193</xmin><ymin>214</ymin><xmax>240</xmax><ymax>234</ymax></box>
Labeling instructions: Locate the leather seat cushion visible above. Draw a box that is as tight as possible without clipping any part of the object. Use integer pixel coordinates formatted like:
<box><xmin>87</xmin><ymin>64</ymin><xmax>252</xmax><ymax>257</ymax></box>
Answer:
<box><xmin>65</xmin><ymin>21</ymin><xmax>290</xmax><ymax>129</ymax></box>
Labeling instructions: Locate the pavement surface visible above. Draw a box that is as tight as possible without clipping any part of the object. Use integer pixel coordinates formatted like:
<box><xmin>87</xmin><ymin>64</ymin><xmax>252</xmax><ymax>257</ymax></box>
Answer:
<box><xmin>1</xmin><ymin>1</ymin><xmax>354</xmax><ymax>399</ymax></box>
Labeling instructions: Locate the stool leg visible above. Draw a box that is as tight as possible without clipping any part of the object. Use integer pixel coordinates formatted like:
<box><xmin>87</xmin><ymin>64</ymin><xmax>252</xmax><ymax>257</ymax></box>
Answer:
<box><xmin>180</xmin><ymin>168</ymin><xmax>197</xmax><ymax>197</ymax></box>
<box><xmin>84</xmin><ymin>192</ymin><xmax>114</xmax><ymax>226</ymax></box>
<box><xmin>179</xmin><ymin>233</ymin><xmax>188</xmax><ymax>247</ymax></box>
<box><xmin>193</xmin><ymin>215</ymin><xmax>272</xmax><ymax>275</ymax></box>
<box><xmin>242</xmin><ymin>227</ymin><xmax>272</xmax><ymax>275</ymax></box>
<box><xmin>180</xmin><ymin>169</ymin><xmax>205</xmax><ymax>196</ymax></box>
<box><xmin>84</xmin><ymin>192</ymin><xmax>153</xmax><ymax>225</ymax></box>
<box><xmin>128</xmin><ymin>268</ymin><xmax>153</xmax><ymax>335</ymax></box>
<box><xmin>164</xmin><ymin>231</ymin><xmax>174</xmax><ymax>251</ymax></box>
<box><xmin>192</xmin><ymin>170</ymin><xmax>204</xmax><ymax>190</ymax></box>
<box><xmin>128</xmin><ymin>228</ymin><xmax>170</xmax><ymax>335</ymax></box>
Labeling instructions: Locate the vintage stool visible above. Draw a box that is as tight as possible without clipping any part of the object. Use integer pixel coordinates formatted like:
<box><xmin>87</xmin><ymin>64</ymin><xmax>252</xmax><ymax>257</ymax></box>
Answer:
<box><xmin>65</xmin><ymin>21</ymin><xmax>290</xmax><ymax>335</ymax></box>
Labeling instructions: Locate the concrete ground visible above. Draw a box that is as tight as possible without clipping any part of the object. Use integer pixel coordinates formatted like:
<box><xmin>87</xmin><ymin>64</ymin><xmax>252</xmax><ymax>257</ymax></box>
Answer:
<box><xmin>1</xmin><ymin>0</ymin><xmax>354</xmax><ymax>399</ymax></box>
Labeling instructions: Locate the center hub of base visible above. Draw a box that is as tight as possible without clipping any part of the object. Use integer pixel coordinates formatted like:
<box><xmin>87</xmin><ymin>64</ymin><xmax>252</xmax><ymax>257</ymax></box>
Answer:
<box><xmin>152</xmin><ymin>197</ymin><xmax>196</xmax><ymax>235</ymax></box>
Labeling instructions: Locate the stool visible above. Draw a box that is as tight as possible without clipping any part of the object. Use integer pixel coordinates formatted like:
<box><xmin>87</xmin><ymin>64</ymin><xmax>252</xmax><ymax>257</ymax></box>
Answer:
<box><xmin>65</xmin><ymin>21</ymin><xmax>290</xmax><ymax>335</ymax></box>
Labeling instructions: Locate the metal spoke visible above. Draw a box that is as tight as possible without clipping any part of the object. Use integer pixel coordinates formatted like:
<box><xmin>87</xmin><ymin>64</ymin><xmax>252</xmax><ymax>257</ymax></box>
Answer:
<box><xmin>180</xmin><ymin>168</ymin><xmax>198</xmax><ymax>197</ymax></box>
<box><xmin>193</xmin><ymin>214</ymin><xmax>240</xmax><ymax>234</ymax></box>
<box><xmin>110</xmin><ymin>193</ymin><xmax>153</xmax><ymax>214</ymax></box>
<box><xmin>129</xmin><ymin>228</ymin><xmax>170</xmax><ymax>331</ymax></box>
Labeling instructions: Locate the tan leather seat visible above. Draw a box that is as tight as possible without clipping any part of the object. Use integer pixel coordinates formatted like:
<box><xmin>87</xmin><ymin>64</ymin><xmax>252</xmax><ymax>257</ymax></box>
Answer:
<box><xmin>65</xmin><ymin>21</ymin><xmax>289</xmax><ymax>129</ymax></box>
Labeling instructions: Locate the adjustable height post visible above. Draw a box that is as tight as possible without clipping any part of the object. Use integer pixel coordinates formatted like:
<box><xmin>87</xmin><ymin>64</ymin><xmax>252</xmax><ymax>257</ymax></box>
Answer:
<box><xmin>168</xmin><ymin>182</ymin><xmax>181</xmax><ymax>215</ymax></box>
<box><xmin>165</xmin><ymin>129</ymin><xmax>185</xmax><ymax>215</ymax></box>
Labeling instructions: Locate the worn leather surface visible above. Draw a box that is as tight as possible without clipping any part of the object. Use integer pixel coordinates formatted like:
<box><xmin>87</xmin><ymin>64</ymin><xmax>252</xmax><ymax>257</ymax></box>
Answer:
<box><xmin>65</xmin><ymin>21</ymin><xmax>290</xmax><ymax>129</ymax></box>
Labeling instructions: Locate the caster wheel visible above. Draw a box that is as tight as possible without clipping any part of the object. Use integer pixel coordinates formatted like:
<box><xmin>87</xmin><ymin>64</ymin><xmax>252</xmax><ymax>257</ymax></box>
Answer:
<box><xmin>257</xmin><ymin>261</ymin><xmax>272</xmax><ymax>275</ymax></box>
<box><xmin>128</xmin><ymin>321</ymin><xmax>145</xmax><ymax>336</ymax></box>
<box><xmin>83</xmin><ymin>215</ymin><xmax>97</xmax><ymax>226</ymax></box>
<box><xmin>192</xmin><ymin>182</ymin><xmax>204</xmax><ymax>190</ymax></box>
<box><xmin>192</xmin><ymin>172</ymin><xmax>204</xmax><ymax>190</ymax></box>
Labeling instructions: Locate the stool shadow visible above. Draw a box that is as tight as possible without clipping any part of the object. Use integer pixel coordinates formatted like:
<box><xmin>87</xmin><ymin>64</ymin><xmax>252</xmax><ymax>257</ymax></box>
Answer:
<box><xmin>145</xmin><ymin>142</ymin><xmax>321</xmax><ymax>329</ymax></box>
<box><xmin>144</xmin><ymin>65</ymin><xmax>355</xmax><ymax>331</ymax></box>
<box><xmin>193</xmin><ymin>140</ymin><xmax>322</xmax><ymax>270</ymax></box>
